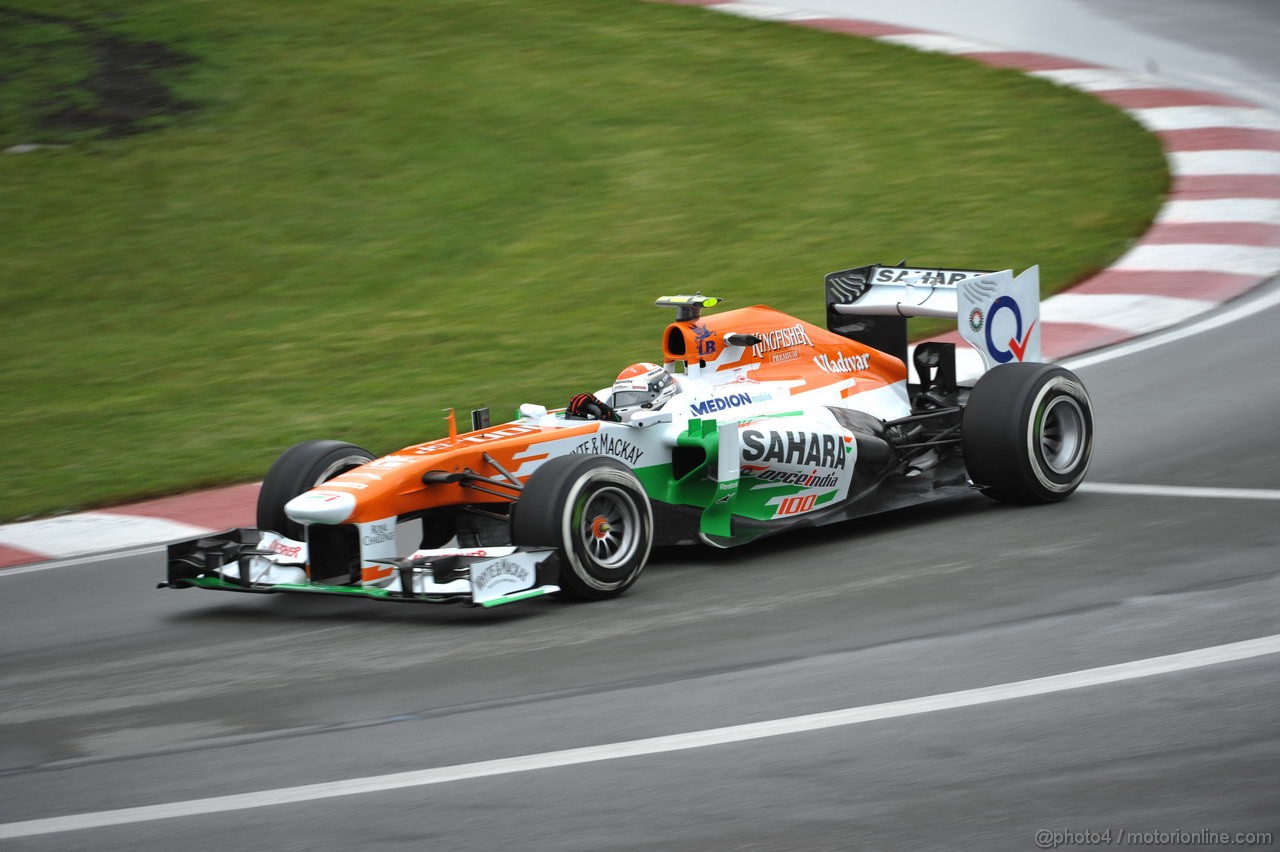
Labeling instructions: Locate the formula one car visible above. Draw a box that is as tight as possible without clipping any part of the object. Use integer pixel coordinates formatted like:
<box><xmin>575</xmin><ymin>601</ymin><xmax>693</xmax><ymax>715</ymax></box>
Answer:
<box><xmin>163</xmin><ymin>263</ymin><xmax>1093</xmax><ymax>607</ymax></box>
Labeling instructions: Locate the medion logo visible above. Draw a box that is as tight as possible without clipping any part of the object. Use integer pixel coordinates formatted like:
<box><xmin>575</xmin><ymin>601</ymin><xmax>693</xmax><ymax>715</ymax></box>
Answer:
<box><xmin>690</xmin><ymin>393</ymin><xmax>755</xmax><ymax>416</ymax></box>
<box><xmin>742</xmin><ymin>430</ymin><xmax>847</xmax><ymax>469</ymax></box>
<box><xmin>751</xmin><ymin>323</ymin><xmax>813</xmax><ymax>357</ymax></box>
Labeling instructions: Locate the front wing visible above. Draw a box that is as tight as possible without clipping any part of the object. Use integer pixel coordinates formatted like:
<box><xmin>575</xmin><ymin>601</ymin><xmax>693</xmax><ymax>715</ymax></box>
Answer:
<box><xmin>161</xmin><ymin>529</ymin><xmax>561</xmax><ymax>608</ymax></box>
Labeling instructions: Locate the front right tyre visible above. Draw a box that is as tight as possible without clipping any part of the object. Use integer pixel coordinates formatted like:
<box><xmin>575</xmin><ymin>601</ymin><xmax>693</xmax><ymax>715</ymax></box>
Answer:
<box><xmin>257</xmin><ymin>439</ymin><xmax>375</xmax><ymax>540</ymax></box>
<box><xmin>511</xmin><ymin>455</ymin><xmax>653</xmax><ymax>600</ymax></box>
<box><xmin>962</xmin><ymin>362</ymin><xmax>1093</xmax><ymax>504</ymax></box>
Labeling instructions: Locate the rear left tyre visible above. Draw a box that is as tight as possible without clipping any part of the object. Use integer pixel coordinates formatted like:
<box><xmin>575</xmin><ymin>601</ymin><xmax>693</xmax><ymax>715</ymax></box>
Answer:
<box><xmin>511</xmin><ymin>455</ymin><xmax>652</xmax><ymax>600</ymax></box>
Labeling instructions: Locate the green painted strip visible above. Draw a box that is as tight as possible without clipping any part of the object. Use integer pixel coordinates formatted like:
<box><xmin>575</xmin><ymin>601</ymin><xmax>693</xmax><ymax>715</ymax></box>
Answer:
<box><xmin>747</xmin><ymin>410</ymin><xmax>806</xmax><ymax>420</ymax></box>
<box><xmin>478</xmin><ymin>587</ymin><xmax>555</xmax><ymax>608</ymax></box>
<box><xmin>187</xmin><ymin>576</ymin><xmax>392</xmax><ymax>598</ymax></box>
<box><xmin>273</xmin><ymin>582</ymin><xmax>393</xmax><ymax>598</ymax></box>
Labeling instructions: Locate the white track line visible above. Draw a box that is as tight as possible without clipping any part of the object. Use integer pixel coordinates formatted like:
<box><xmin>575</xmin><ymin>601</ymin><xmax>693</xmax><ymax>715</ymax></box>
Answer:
<box><xmin>0</xmin><ymin>545</ymin><xmax>166</xmax><ymax>576</ymax></box>
<box><xmin>1081</xmin><ymin>483</ymin><xmax>1280</xmax><ymax>501</ymax></box>
<box><xmin>2</xmin><ymin>634</ymin><xmax>1277</xmax><ymax>839</ymax></box>
<box><xmin>1062</xmin><ymin>284</ymin><xmax>1280</xmax><ymax>368</ymax></box>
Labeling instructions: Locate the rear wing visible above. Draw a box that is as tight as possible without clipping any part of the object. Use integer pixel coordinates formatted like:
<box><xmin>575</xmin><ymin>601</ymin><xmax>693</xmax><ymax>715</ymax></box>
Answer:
<box><xmin>824</xmin><ymin>263</ymin><xmax>1042</xmax><ymax>374</ymax></box>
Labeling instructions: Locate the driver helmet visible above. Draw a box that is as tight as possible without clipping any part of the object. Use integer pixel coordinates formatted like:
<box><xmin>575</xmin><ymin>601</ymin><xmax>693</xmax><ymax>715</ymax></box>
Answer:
<box><xmin>611</xmin><ymin>362</ymin><xmax>677</xmax><ymax>414</ymax></box>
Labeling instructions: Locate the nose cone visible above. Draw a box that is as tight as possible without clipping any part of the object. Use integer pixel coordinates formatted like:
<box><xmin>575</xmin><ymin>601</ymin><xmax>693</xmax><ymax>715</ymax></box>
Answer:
<box><xmin>284</xmin><ymin>490</ymin><xmax>356</xmax><ymax>525</ymax></box>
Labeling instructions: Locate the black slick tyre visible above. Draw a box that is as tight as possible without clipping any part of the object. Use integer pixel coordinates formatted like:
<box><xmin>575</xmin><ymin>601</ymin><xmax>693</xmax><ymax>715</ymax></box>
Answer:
<box><xmin>962</xmin><ymin>362</ymin><xmax>1093</xmax><ymax>504</ymax></box>
<box><xmin>257</xmin><ymin>440</ymin><xmax>375</xmax><ymax>539</ymax></box>
<box><xmin>511</xmin><ymin>455</ymin><xmax>652</xmax><ymax>600</ymax></box>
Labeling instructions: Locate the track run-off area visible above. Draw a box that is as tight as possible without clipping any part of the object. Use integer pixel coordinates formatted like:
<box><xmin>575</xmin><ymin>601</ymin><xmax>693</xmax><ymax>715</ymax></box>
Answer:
<box><xmin>2</xmin><ymin>1</ymin><xmax>1278</xmax><ymax>849</ymax></box>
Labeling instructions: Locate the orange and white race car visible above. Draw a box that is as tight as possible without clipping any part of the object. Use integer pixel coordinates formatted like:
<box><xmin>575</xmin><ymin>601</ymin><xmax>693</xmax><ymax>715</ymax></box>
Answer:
<box><xmin>164</xmin><ymin>263</ymin><xmax>1093</xmax><ymax>608</ymax></box>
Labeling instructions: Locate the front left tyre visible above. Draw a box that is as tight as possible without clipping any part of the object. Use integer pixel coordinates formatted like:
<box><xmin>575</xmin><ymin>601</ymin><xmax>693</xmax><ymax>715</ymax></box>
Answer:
<box><xmin>511</xmin><ymin>455</ymin><xmax>653</xmax><ymax>600</ymax></box>
<box><xmin>257</xmin><ymin>439</ymin><xmax>375</xmax><ymax>540</ymax></box>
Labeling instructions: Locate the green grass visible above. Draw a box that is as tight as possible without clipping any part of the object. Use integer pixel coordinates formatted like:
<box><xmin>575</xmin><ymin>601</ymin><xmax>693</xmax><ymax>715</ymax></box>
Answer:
<box><xmin>0</xmin><ymin>13</ymin><xmax>96</xmax><ymax>139</ymax></box>
<box><xmin>0</xmin><ymin>0</ymin><xmax>1166</xmax><ymax>520</ymax></box>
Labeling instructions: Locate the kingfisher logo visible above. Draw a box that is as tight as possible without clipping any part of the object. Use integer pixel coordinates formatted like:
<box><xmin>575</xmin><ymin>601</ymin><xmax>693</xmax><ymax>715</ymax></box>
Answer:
<box><xmin>750</xmin><ymin>323</ymin><xmax>813</xmax><ymax>358</ymax></box>
<box><xmin>690</xmin><ymin>393</ymin><xmax>755</xmax><ymax>415</ymax></box>
<box><xmin>986</xmin><ymin>295</ymin><xmax>1037</xmax><ymax>363</ymax></box>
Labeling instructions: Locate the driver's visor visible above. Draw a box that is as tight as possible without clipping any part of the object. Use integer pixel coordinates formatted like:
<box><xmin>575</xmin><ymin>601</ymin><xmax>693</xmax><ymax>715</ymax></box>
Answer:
<box><xmin>612</xmin><ymin>390</ymin><xmax>651</xmax><ymax>408</ymax></box>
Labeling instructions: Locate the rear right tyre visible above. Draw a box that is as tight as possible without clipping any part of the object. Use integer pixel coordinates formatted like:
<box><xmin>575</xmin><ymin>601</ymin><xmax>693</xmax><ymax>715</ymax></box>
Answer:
<box><xmin>962</xmin><ymin>362</ymin><xmax>1093</xmax><ymax>504</ymax></box>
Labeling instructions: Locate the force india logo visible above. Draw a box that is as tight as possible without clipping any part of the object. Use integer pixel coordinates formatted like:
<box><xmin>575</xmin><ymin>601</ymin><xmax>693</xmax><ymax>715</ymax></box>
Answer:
<box><xmin>968</xmin><ymin>307</ymin><xmax>985</xmax><ymax>332</ymax></box>
<box><xmin>751</xmin><ymin>323</ymin><xmax>813</xmax><ymax>358</ymax></box>
<box><xmin>742</xmin><ymin>430</ymin><xmax>847</xmax><ymax>470</ymax></box>
<box><xmin>742</xmin><ymin>465</ymin><xmax>841</xmax><ymax>489</ymax></box>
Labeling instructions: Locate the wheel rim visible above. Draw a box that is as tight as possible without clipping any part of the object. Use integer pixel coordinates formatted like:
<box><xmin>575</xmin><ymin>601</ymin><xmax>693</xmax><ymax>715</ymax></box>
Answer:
<box><xmin>1038</xmin><ymin>395</ymin><xmax>1086</xmax><ymax>474</ymax></box>
<box><xmin>315</xmin><ymin>454</ymin><xmax>372</xmax><ymax>486</ymax></box>
<box><xmin>577</xmin><ymin>486</ymin><xmax>641</xmax><ymax>570</ymax></box>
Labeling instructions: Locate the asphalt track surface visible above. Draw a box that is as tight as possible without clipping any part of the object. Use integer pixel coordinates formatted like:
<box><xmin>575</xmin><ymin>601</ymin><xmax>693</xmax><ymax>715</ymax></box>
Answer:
<box><xmin>3</xmin><ymin>3</ymin><xmax>1279</xmax><ymax>850</ymax></box>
